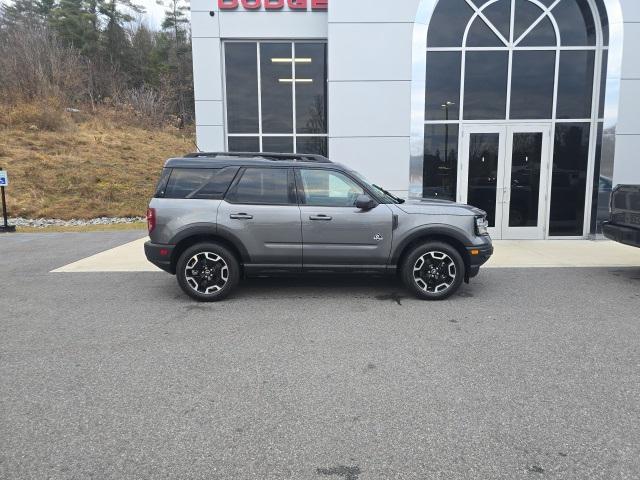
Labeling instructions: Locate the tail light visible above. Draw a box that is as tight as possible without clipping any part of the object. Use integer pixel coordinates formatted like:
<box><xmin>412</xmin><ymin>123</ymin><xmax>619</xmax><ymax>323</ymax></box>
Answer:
<box><xmin>147</xmin><ymin>207</ymin><xmax>156</xmax><ymax>234</ymax></box>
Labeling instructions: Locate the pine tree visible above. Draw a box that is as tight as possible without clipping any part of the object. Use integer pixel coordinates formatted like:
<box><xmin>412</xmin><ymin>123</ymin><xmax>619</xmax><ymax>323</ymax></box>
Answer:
<box><xmin>50</xmin><ymin>0</ymin><xmax>98</xmax><ymax>54</ymax></box>
<box><xmin>130</xmin><ymin>22</ymin><xmax>160</xmax><ymax>88</ymax></box>
<box><xmin>99</xmin><ymin>0</ymin><xmax>144</xmax><ymax>74</ymax></box>
<box><xmin>156</xmin><ymin>0</ymin><xmax>192</xmax><ymax>125</ymax></box>
<box><xmin>1</xmin><ymin>0</ymin><xmax>52</xmax><ymax>27</ymax></box>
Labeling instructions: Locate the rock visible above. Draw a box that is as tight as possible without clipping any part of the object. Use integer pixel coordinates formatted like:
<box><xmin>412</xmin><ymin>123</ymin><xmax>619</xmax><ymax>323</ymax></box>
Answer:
<box><xmin>9</xmin><ymin>216</ymin><xmax>146</xmax><ymax>228</ymax></box>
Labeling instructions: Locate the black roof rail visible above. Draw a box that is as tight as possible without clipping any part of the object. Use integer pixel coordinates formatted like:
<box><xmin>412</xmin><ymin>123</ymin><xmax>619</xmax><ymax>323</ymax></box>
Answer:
<box><xmin>183</xmin><ymin>152</ymin><xmax>331</xmax><ymax>163</ymax></box>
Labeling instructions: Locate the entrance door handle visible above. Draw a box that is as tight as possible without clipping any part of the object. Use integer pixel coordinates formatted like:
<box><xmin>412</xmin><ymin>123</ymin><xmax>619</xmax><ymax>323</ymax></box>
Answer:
<box><xmin>502</xmin><ymin>187</ymin><xmax>510</xmax><ymax>204</ymax></box>
<box><xmin>230</xmin><ymin>213</ymin><xmax>253</xmax><ymax>220</ymax></box>
<box><xmin>309</xmin><ymin>214</ymin><xmax>332</xmax><ymax>221</ymax></box>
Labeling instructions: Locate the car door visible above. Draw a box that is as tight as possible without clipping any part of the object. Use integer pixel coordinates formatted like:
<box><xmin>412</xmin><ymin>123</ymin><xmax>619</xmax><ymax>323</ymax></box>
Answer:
<box><xmin>295</xmin><ymin>168</ymin><xmax>394</xmax><ymax>269</ymax></box>
<box><xmin>218</xmin><ymin>167</ymin><xmax>302</xmax><ymax>270</ymax></box>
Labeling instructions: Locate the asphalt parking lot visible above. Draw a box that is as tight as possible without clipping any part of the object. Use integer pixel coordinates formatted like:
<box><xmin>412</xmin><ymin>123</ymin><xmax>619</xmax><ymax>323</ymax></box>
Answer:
<box><xmin>1</xmin><ymin>232</ymin><xmax>640</xmax><ymax>479</ymax></box>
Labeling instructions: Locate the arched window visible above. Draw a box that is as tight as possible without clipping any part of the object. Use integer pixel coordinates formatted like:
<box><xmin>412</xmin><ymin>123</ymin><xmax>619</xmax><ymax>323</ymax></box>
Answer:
<box><xmin>422</xmin><ymin>0</ymin><xmax>609</xmax><ymax>238</ymax></box>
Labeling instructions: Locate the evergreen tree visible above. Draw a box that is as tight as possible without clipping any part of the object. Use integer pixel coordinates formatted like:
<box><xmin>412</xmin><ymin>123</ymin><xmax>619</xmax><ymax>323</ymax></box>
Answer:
<box><xmin>0</xmin><ymin>0</ymin><xmax>194</xmax><ymax>125</ymax></box>
<box><xmin>1</xmin><ymin>0</ymin><xmax>52</xmax><ymax>27</ymax></box>
<box><xmin>36</xmin><ymin>0</ymin><xmax>56</xmax><ymax>17</ymax></box>
<box><xmin>156</xmin><ymin>0</ymin><xmax>192</xmax><ymax>124</ymax></box>
<box><xmin>99</xmin><ymin>0</ymin><xmax>144</xmax><ymax>74</ymax></box>
<box><xmin>50</xmin><ymin>0</ymin><xmax>98</xmax><ymax>54</ymax></box>
<box><xmin>130</xmin><ymin>22</ymin><xmax>160</xmax><ymax>88</ymax></box>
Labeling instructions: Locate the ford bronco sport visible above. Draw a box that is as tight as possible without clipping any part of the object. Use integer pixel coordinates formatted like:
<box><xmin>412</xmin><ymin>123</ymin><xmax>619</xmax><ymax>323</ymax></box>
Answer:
<box><xmin>145</xmin><ymin>152</ymin><xmax>493</xmax><ymax>301</ymax></box>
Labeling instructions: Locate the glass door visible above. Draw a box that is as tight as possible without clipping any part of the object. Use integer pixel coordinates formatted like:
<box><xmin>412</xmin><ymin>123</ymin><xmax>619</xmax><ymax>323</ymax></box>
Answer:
<box><xmin>459</xmin><ymin>126</ymin><xmax>507</xmax><ymax>239</ymax></box>
<box><xmin>502</xmin><ymin>125</ymin><xmax>551</xmax><ymax>240</ymax></box>
<box><xmin>459</xmin><ymin>124</ymin><xmax>551</xmax><ymax>240</ymax></box>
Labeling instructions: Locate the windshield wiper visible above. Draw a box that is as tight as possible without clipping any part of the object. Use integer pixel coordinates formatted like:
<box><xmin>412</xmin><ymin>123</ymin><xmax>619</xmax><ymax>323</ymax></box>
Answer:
<box><xmin>372</xmin><ymin>184</ymin><xmax>405</xmax><ymax>204</ymax></box>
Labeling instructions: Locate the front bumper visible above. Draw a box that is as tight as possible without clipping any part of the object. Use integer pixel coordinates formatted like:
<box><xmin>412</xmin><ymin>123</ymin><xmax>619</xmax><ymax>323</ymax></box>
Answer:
<box><xmin>466</xmin><ymin>237</ymin><xmax>494</xmax><ymax>279</ymax></box>
<box><xmin>144</xmin><ymin>241</ymin><xmax>175</xmax><ymax>273</ymax></box>
<box><xmin>603</xmin><ymin>222</ymin><xmax>640</xmax><ymax>248</ymax></box>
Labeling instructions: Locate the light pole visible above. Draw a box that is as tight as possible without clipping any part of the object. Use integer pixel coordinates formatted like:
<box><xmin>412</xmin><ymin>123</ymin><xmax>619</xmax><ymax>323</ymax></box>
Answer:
<box><xmin>440</xmin><ymin>102</ymin><xmax>455</xmax><ymax>197</ymax></box>
<box><xmin>441</xmin><ymin>101</ymin><xmax>455</xmax><ymax>160</ymax></box>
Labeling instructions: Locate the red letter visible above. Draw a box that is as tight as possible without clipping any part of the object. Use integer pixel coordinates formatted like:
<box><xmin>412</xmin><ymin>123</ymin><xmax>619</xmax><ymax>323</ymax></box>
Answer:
<box><xmin>287</xmin><ymin>0</ymin><xmax>307</xmax><ymax>10</ymax></box>
<box><xmin>218</xmin><ymin>0</ymin><xmax>239</xmax><ymax>9</ymax></box>
<box><xmin>241</xmin><ymin>0</ymin><xmax>261</xmax><ymax>8</ymax></box>
<box><xmin>311</xmin><ymin>0</ymin><xmax>327</xmax><ymax>10</ymax></box>
<box><xmin>264</xmin><ymin>0</ymin><xmax>284</xmax><ymax>9</ymax></box>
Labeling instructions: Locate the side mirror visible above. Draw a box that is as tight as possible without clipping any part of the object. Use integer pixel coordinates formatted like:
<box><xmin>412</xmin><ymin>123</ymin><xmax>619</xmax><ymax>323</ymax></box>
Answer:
<box><xmin>355</xmin><ymin>194</ymin><xmax>376</xmax><ymax>210</ymax></box>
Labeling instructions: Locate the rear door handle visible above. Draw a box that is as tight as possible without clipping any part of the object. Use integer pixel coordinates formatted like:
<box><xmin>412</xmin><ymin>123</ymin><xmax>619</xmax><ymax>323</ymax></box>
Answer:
<box><xmin>309</xmin><ymin>214</ymin><xmax>332</xmax><ymax>221</ymax></box>
<box><xmin>230</xmin><ymin>213</ymin><xmax>253</xmax><ymax>220</ymax></box>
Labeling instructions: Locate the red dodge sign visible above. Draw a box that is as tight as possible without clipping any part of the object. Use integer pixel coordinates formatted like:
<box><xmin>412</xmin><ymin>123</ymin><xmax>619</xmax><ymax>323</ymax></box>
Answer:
<box><xmin>218</xmin><ymin>0</ymin><xmax>328</xmax><ymax>10</ymax></box>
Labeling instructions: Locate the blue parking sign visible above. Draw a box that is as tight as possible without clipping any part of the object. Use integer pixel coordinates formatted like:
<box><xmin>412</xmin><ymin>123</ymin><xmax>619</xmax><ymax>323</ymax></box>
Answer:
<box><xmin>0</xmin><ymin>171</ymin><xmax>7</xmax><ymax>187</ymax></box>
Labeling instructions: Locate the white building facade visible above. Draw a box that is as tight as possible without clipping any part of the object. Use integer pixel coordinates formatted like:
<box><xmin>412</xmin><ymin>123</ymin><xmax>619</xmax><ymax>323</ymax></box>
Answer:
<box><xmin>191</xmin><ymin>0</ymin><xmax>638</xmax><ymax>240</ymax></box>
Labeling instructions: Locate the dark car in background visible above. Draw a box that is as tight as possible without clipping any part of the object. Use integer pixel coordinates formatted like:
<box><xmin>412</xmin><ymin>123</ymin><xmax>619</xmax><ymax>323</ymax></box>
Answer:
<box><xmin>603</xmin><ymin>185</ymin><xmax>640</xmax><ymax>248</ymax></box>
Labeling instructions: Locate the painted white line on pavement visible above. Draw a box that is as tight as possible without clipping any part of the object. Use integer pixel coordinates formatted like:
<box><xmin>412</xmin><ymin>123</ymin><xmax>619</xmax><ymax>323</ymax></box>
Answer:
<box><xmin>52</xmin><ymin>238</ymin><xmax>159</xmax><ymax>273</ymax></box>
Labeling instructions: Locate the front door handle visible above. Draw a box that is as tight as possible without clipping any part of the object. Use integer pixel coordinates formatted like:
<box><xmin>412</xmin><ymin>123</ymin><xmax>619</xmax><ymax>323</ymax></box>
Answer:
<box><xmin>309</xmin><ymin>214</ymin><xmax>332</xmax><ymax>221</ymax></box>
<box><xmin>230</xmin><ymin>213</ymin><xmax>253</xmax><ymax>220</ymax></box>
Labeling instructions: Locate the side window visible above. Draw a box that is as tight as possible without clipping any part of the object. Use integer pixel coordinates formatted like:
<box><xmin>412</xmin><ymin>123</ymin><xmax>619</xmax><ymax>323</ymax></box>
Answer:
<box><xmin>164</xmin><ymin>167</ymin><xmax>239</xmax><ymax>199</ymax></box>
<box><xmin>298</xmin><ymin>169</ymin><xmax>364</xmax><ymax>207</ymax></box>
<box><xmin>154</xmin><ymin>168</ymin><xmax>172</xmax><ymax>197</ymax></box>
<box><xmin>227</xmin><ymin>168</ymin><xmax>293</xmax><ymax>205</ymax></box>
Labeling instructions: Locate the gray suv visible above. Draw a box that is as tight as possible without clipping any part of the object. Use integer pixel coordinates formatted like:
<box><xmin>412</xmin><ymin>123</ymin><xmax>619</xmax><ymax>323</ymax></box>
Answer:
<box><xmin>145</xmin><ymin>152</ymin><xmax>493</xmax><ymax>301</ymax></box>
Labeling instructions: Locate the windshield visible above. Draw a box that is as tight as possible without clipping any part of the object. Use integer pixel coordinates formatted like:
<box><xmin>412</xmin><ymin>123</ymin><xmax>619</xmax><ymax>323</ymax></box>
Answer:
<box><xmin>349</xmin><ymin>170</ymin><xmax>404</xmax><ymax>204</ymax></box>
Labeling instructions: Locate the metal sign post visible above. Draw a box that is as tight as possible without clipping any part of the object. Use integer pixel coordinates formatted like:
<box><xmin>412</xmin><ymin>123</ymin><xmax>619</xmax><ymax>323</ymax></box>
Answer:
<box><xmin>0</xmin><ymin>168</ymin><xmax>16</xmax><ymax>233</ymax></box>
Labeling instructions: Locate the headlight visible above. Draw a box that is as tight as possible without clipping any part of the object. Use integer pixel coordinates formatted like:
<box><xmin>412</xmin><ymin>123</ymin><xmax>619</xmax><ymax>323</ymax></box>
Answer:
<box><xmin>475</xmin><ymin>216</ymin><xmax>489</xmax><ymax>236</ymax></box>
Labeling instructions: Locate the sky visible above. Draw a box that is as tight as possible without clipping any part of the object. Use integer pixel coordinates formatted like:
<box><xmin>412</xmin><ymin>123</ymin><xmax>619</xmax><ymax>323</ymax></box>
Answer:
<box><xmin>0</xmin><ymin>0</ymin><xmax>188</xmax><ymax>29</ymax></box>
<box><xmin>137</xmin><ymin>0</ymin><xmax>176</xmax><ymax>29</ymax></box>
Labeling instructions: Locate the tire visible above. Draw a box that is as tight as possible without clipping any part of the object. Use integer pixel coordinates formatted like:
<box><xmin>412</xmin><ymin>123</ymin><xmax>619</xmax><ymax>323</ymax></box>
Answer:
<box><xmin>176</xmin><ymin>242</ymin><xmax>240</xmax><ymax>302</ymax></box>
<box><xmin>401</xmin><ymin>241</ymin><xmax>465</xmax><ymax>300</ymax></box>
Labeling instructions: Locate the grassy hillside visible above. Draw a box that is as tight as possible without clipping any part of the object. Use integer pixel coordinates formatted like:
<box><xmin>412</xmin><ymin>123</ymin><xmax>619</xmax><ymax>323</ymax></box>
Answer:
<box><xmin>0</xmin><ymin>103</ymin><xmax>195</xmax><ymax>220</ymax></box>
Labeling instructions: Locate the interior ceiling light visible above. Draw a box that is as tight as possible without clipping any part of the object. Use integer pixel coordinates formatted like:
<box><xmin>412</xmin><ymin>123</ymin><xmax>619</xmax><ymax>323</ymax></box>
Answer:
<box><xmin>279</xmin><ymin>78</ymin><xmax>313</xmax><ymax>83</ymax></box>
<box><xmin>271</xmin><ymin>58</ymin><xmax>312</xmax><ymax>63</ymax></box>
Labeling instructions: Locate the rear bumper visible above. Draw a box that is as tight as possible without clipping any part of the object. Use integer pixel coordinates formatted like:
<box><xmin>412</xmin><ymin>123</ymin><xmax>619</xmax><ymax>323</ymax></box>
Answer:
<box><xmin>467</xmin><ymin>239</ymin><xmax>494</xmax><ymax>278</ymax></box>
<box><xmin>144</xmin><ymin>241</ymin><xmax>175</xmax><ymax>273</ymax></box>
<box><xmin>603</xmin><ymin>222</ymin><xmax>640</xmax><ymax>248</ymax></box>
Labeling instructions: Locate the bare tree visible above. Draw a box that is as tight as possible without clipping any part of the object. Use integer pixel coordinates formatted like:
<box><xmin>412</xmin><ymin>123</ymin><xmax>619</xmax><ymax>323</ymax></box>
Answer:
<box><xmin>0</xmin><ymin>21</ymin><xmax>87</xmax><ymax>104</ymax></box>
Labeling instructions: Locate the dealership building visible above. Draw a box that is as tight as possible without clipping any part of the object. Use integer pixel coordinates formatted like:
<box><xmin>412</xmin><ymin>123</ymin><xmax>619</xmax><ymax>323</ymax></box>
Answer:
<box><xmin>190</xmin><ymin>0</ymin><xmax>638</xmax><ymax>240</ymax></box>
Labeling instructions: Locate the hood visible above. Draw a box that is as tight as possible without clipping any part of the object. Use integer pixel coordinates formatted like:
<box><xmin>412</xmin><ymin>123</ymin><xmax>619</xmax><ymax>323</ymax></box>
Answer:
<box><xmin>397</xmin><ymin>198</ymin><xmax>486</xmax><ymax>217</ymax></box>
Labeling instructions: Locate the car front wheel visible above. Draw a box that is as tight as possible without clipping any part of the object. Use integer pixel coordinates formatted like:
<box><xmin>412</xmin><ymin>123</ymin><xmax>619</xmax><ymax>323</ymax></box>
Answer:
<box><xmin>176</xmin><ymin>242</ymin><xmax>240</xmax><ymax>302</ymax></box>
<box><xmin>401</xmin><ymin>241</ymin><xmax>465</xmax><ymax>300</ymax></box>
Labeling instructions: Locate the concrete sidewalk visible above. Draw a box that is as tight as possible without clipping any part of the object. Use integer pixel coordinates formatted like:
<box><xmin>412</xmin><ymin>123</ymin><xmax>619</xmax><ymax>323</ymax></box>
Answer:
<box><xmin>487</xmin><ymin>240</ymin><xmax>640</xmax><ymax>268</ymax></box>
<box><xmin>51</xmin><ymin>237</ymin><xmax>640</xmax><ymax>273</ymax></box>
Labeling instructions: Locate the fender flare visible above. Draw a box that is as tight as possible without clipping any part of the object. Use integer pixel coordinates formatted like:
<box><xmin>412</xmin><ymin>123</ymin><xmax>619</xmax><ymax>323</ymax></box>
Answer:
<box><xmin>390</xmin><ymin>223</ymin><xmax>474</xmax><ymax>264</ymax></box>
<box><xmin>168</xmin><ymin>223</ymin><xmax>251</xmax><ymax>263</ymax></box>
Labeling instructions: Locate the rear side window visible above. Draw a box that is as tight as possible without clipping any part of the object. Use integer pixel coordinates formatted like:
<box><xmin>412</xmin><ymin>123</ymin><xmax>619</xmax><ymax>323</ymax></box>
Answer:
<box><xmin>226</xmin><ymin>168</ymin><xmax>294</xmax><ymax>205</ymax></box>
<box><xmin>154</xmin><ymin>168</ymin><xmax>172</xmax><ymax>197</ymax></box>
<box><xmin>163</xmin><ymin>167</ymin><xmax>239</xmax><ymax>199</ymax></box>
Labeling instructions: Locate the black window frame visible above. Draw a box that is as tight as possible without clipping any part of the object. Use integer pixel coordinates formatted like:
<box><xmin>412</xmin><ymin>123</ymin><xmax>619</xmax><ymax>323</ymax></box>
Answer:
<box><xmin>224</xmin><ymin>167</ymin><xmax>297</xmax><ymax>206</ymax></box>
<box><xmin>224</xmin><ymin>41</ymin><xmax>329</xmax><ymax>154</ymax></box>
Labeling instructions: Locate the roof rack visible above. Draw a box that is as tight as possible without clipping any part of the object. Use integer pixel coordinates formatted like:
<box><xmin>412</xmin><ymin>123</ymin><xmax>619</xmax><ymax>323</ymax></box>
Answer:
<box><xmin>184</xmin><ymin>152</ymin><xmax>331</xmax><ymax>163</ymax></box>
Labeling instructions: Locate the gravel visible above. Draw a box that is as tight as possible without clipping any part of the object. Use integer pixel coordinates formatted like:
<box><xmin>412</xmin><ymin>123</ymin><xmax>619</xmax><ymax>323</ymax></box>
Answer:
<box><xmin>9</xmin><ymin>216</ymin><xmax>146</xmax><ymax>228</ymax></box>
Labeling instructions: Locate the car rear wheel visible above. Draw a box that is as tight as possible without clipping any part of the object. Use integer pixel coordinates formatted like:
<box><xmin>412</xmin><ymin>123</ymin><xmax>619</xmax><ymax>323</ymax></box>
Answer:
<box><xmin>401</xmin><ymin>241</ymin><xmax>465</xmax><ymax>300</ymax></box>
<box><xmin>176</xmin><ymin>242</ymin><xmax>240</xmax><ymax>302</ymax></box>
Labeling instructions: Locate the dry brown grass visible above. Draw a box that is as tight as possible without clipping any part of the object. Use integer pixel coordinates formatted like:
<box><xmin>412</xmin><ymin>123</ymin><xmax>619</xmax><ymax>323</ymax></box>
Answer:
<box><xmin>0</xmin><ymin>103</ymin><xmax>195</xmax><ymax>220</ymax></box>
<box><xmin>0</xmin><ymin>101</ymin><xmax>73</xmax><ymax>131</ymax></box>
